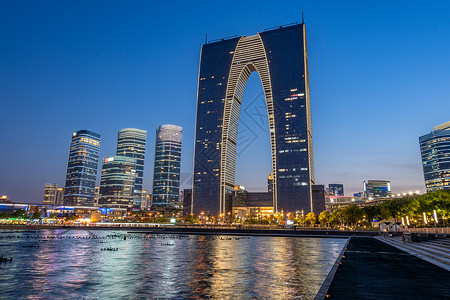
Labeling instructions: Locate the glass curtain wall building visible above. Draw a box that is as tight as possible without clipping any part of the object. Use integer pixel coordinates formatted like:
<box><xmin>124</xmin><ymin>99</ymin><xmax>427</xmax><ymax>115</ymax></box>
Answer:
<box><xmin>99</xmin><ymin>156</ymin><xmax>136</xmax><ymax>209</ymax></box>
<box><xmin>419</xmin><ymin>121</ymin><xmax>450</xmax><ymax>191</ymax></box>
<box><xmin>192</xmin><ymin>22</ymin><xmax>314</xmax><ymax>216</ymax></box>
<box><xmin>329</xmin><ymin>184</ymin><xmax>344</xmax><ymax>196</ymax></box>
<box><xmin>63</xmin><ymin>130</ymin><xmax>101</xmax><ymax>206</ymax></box>
<box><xmin>363</xmin><ymin>180</ymin><xmax>391</xmax><ymax>199</ymax></box>
<box><xmin>116</xmin><ymin>128</ymin><xmax>147</xmax><ymax>210</ymax></box>
<box><xmin>43</xmin><ymin>184</ymin><xmax>58</xmax><ymax>205</ymax></box>
<box><xmin>152</xmin><ymin>125</ymin><xmax>182</xmax><ymax>206</ymax></box>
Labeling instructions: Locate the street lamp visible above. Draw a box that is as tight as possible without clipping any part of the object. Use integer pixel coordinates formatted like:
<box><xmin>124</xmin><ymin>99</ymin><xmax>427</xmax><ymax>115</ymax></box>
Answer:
<box><xmin>433</xmin><ymin>209</ymin><xmax>438</xmax><ymax>228</ymax></box>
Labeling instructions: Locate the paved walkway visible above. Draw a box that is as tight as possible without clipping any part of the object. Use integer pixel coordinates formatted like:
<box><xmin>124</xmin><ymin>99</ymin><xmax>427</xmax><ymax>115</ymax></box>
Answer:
<box><xmin>325</xmin><ymin>237</ymin><xmax>450</xmax><ymax>299</ymax></box>
<box><xmin>376</xmin><ymin>236</ymin><xmax>450</xmax><ymax>271</ymax></box>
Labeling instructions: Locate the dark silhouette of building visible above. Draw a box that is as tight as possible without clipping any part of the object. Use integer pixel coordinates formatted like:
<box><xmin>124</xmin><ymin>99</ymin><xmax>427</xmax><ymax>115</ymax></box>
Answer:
<box><xmin>182</xmin><ymin>189</ymin><xmax>192</xmax><ymax>216</ymax></box>
<box><xmin>312</xmin><ymin>185</ymin><xmax>326</xmax><ymax>214</ymax></box>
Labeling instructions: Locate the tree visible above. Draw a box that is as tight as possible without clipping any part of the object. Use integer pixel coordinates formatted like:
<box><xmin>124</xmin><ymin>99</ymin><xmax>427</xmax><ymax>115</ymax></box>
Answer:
<box><xmin>305</xmin><ymin>212</ymin><xmax>317</xmax><ymax>227</ymax></box>
<box><xmin>12</xmin><ymin>209</ymin><xmax>28</xmax><ymax>219</ymax></box>
<box><xmin>66</xmin><ymin>215</ymin><xmax>77</xmax><ymax>222</ymax></box>
<box><xmin>342</xmin><ymin>205</ymin><xmax>363</xmax><ymax>227</ymax></box>
<box><xmin>32</xmin><ymin>212</ymin><xmax>41</xmax><ymax>219</ymax></box>
<box><xmin>318</xmin><ymin>211</ymin><xmax>331</xmax><ymax>227</ymax></box>
<box><xmin>362</xmin><ymin>205</ymin><xmax>381</xmax><ymax>225</ymax></box>
<box><xmin>329</xmin><ymin>210</ymin><xmax>343</xmax><ymax>227</ymax></box>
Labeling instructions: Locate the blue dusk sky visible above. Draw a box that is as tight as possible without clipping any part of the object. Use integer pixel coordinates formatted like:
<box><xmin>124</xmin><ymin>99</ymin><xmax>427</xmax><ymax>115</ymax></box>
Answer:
<box><xmin>1</xmin><ymin>1</ymin><xmax>449</xmax><ymax>203</ymax></box>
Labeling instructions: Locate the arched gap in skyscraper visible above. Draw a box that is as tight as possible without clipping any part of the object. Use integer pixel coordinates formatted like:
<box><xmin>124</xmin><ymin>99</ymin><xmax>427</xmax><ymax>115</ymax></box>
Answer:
<box><xmin>235</xmin><ymin>71</ymin><xmax>272</xmax><ymax>192</ymax></box>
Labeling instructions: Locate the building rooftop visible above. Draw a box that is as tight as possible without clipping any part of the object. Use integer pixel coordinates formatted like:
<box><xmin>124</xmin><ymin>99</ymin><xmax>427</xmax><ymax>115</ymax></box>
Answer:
<box><xmin>434</xmin><ymin>121</ymin><xmax>450</xmax><ymax>131</ymax></box>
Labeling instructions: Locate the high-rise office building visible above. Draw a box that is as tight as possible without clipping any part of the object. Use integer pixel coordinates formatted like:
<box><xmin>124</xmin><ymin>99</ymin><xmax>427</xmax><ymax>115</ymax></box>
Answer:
<box><xmin>329</xmin><ymin>184</ymin><xmax>344</xmax><ymax>196</ymax></box>
<box><xmin>116</xmin><ymin>128</ymin><xmax>147</xmax><ymax>210</ymax></box>
<box><xmin>419</xmin><ymin>121</ymin><xmax>450</xmax><ymax>192</ymax></box>
<box><xmin>311</xmin><ymin>185</ymin><xmax>326</xmax><ymax>214</ymax></box>
<box><xmin>55</xmin><ymin>188</ymin><xmax>64</xmax><ymax>205</ymax></box>
<box><xmin>63</xmin><ymin>130</ymin><xmax>101</xmax><ymax>206</ymax></box>
<box><xmin>152</xmin><ymin>125</ymin><xmax>182</xmax><ymax>206</ymax></box>
<box><xmin>182</xmin><ymin>189</ymin><xmax>192</xmax><ymax>216</ymax></box>
<box><xmin>93</xmin><ymin>187</ymin><xmax>100</xmax><ymax>206</ymax></box>
<box><xmin>363</xmin><ymin>180</ymin><xmax>391</xmax><ymax>198</ymax></box>
<box><xmin>99</xmin><ymin>156</ymin><xmax>136</xmax><ymax>209</ymax></box>
<box><xmin>140</xmin><ymin>190</ymin><xmax>148</xmax><ymax>210</ymax></box>
<box><xmin>43</xmin><ymin>183</ymin><xmax>58</xmax><ymax>205</ymax></box>
<box><xmin>268</xmin><ymin>173</ymin><xmax>274</xmax><ymax>193</ymax></box>
<box><xmin>192</xmin><ymin>22</ymin><xmax>314</xmax><ymax>216</ymax></box>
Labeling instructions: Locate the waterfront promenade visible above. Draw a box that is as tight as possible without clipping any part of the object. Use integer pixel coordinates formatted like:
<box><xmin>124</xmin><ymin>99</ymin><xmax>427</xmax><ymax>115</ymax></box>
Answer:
<box><xmin>323</xmin><ymin>237</ymin><xmax>450</xmax><ymax>299</ymax></box>
<box><xmin>0</xmin><ymin>224</ymin><xmax>378</xmax><ymax>238</ymax></box>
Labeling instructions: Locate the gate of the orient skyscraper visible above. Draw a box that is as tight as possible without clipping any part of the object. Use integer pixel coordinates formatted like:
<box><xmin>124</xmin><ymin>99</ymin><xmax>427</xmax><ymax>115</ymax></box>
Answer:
<box><xmin>192</xmin><ymin>23</ymin><xmax>315</xmax><ymax>217</ymax></box>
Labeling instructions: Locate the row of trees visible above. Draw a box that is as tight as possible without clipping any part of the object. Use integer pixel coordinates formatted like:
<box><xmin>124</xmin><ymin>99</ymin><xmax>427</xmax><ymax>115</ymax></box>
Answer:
<box><xmin>0</xmin><ymin>210</ymin><xmax>41</xmax><ymax>220</ymax></box>
<box><xmin>309</xmin><ymin>189</ymin><xmax>450</xmax><ymax>228</ymax></box>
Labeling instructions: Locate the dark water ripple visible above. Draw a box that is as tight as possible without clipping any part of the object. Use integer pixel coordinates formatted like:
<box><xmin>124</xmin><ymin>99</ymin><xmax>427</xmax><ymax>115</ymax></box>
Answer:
<box><xmin>0</xmin><ymin>229</ymin><xmax>346</xmax><ymax>299</ymax></box>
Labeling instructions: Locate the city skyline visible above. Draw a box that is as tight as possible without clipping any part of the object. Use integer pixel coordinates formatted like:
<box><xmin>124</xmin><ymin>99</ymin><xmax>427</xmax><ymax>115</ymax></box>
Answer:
<box><xmin>1</xmin><ymin>1</ymin><xmax>450</xmax><ymax>203</ymax></box>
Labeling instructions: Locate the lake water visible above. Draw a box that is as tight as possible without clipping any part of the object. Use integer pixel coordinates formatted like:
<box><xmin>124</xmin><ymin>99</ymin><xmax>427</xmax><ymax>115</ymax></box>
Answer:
<box><xmin>0</xmin><ymin>229</ymin><xmax>347</xmax><ymax>299</ymax></box>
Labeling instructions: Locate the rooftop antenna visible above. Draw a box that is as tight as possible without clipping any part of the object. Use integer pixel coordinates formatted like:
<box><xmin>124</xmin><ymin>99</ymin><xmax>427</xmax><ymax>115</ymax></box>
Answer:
<box><xmin>205</xmin><ymin>33</ymin><xmax>208</xmax><ymax>44</ymax></box>
<box><xmin>302</xmin><ymin>11</ymin><xmax>304</xmax><ymax>24</ymax></box>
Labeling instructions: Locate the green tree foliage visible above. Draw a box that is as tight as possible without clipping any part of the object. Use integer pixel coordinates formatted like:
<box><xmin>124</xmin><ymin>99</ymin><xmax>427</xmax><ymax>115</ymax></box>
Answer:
<box><xmin>329</xmin><ymin>210</ymin><xmax>343</xmax><ymax>226</ymax></box>
<box><xmin>328</xmin><ymin>190</ymin><xmax>450</xmax><ymax>228</ymax></box>
<box><xmin>318</xmin><ymin>211</ymin><xmax>331</xmax><ymax>227</ymax></box>
<box><xmin>66</xmin><ymin>215</ymin><xmax>77</xmax><ymax>221</ymax></box>
<box><xmin>362</xmin><ymin>205</ymin><xmax>381</xmax><ymax>223</ymax></box>
<box><xmin>305</xmin><ymin>212</ymin><xmax>317</xmax><ymax>226</ymax></box>
<box><xmin>12</xmin><ymin>209</ymin><xmax>28</xmax><ymax>219</ymax></box>
<box><xmin>31</xmin><ymin>212</ymin><xmax>41</xmax><ymax>219</ymax></box>
<box><xmin>342</xmin><ymin>205</ymin><xmax>363</xmax><ymax>226</ymax></box>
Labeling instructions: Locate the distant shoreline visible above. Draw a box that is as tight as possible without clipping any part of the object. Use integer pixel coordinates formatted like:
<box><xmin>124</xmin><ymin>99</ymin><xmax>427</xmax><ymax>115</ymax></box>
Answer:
<box><xmin>0</xmin><ymin>224</ymin><xmax>379</xmax><ymax>238</ymax></box>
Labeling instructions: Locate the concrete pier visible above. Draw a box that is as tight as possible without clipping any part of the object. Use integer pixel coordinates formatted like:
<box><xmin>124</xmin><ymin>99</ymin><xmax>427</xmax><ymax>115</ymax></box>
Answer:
<box><xmin>324</xmin><ymin>237</ymin><xmax>450</xmax><ymax>299</ymax></box>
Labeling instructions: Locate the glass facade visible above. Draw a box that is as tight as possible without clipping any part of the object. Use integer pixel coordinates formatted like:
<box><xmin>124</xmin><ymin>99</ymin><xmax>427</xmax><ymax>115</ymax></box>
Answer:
<box><xmin>192</xmin><ymin>23</ymin><xmax>314</xmax><ymax>216</ymax></box>
<box><xmin>363</xmin><ymin>180</ymin><xmax>391</xmax><ymax>198</ymax></box>
<box><xmin>116</xmin><ymin>128</ymin><xmax>147</xmax><ymax>209</ymax></box>
<box><xmin>329</xmin><ymin>184</ymin><xmax>344</xmax><ymax>196</ymax></box>
<box><xmin>63</xmin><ymin>130</ymin><xmax>101</xmax><ymax>206</ymax></box>
<box><xmin>99</xmin><ymin>156</ymin><xmax>136</xmax><ymax>209</ymax></box>
<box><xmin>152</xmin><ymin>125</ymin><xmax>182</xmax><ymax>206</ymax></box>
<box><xmin>311</xmin><ymin>185</ymin><xmax>326</xmax><ymax>214</ymax></box>
<box><xmin>419</xmin><ymin>121</ymin><xmax>450</xmax><ymax>191</ymax></box>
<box><xmin>43</xmin><ymin>183</ymin><xmax>58</xmax><ymax>205</ymax></box>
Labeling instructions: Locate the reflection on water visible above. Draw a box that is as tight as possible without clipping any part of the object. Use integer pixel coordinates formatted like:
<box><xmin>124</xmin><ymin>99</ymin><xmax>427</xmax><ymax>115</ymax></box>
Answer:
<box><xmin>0</xmin><ymin>230</ymin><xmax>346</xmax><ymax>299</ymax></box>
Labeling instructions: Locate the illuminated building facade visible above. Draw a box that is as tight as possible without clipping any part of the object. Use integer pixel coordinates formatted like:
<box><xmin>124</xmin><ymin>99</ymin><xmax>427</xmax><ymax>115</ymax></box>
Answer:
<box><xmin>192</xmin><ymin>23</ymin><xmax>314</xmax><ymax>216</ymax></box>
<box><xmin>93</xmin><ymin>187</ymin><xmax>100</xmax><ymax>206</ymax></box>
<box><xmin>152</xmin><ymin>125</ymin><xmax>182</xmax><ymax>206</ymax></box>
<box><xmin>328</xmin><ymin>184</ymin><xmax>344</xmax><ymax>196</ymax></box>
<box><xmin>0</xmin><ymin>195</ymin><xmax>11</xmax><ymax>203</ymax></box>
<box><xmin>419</xmin><ymin>121</ymin><xmax>450</xmax><ymax>191</ymax></box>
<box><xmin>43</xmin><ymin>183</ymin><xmax>58</xmax><ymax>205</ymax></box>
<box><xmin>363</xmin><ymin>180</ymin><xmax>391</xmax><ymax>199</ymax></box>
<box><xmin>268</xmin><ymin>173</ymin><xmax>274</xmax><ymax>193</ymax></box>
<box><xmin>99</xmin><ymin>156</ymin><xmax>136</xmax><ymax>209</ymax></box>
<box><xmin>116</xmin><ymin>128</ymin><xmax>147</xmax><ymax>210</ymax></box>
<box><xmin>63</xmin><ymin>130</ymin><xmax>101</xmax><ymax>206</ymax></box>
<box><xmin>55</xmin><ymin>188</ymin><xmax>64</xmax><ymax>205</ymax></box>
<box><xmin>140</xmin><ymin>190</ymin><xmax>148</xmax><ymax>210</ymax></box>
